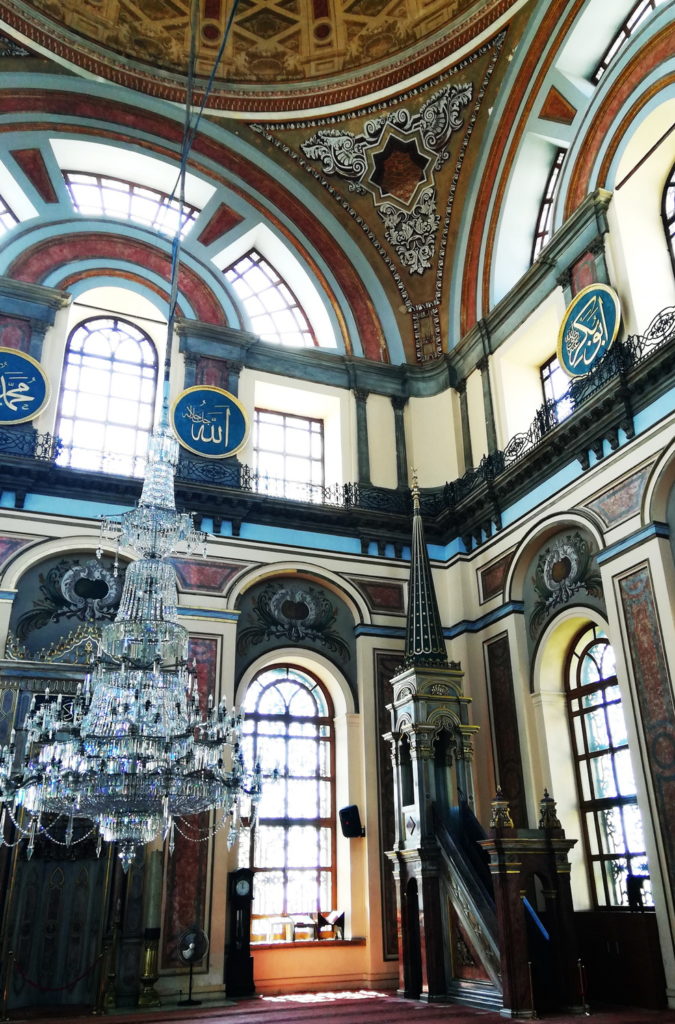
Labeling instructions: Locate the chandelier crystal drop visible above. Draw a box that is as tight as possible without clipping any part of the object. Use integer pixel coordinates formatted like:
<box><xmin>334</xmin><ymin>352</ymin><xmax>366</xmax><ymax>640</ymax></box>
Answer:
<box><xmin>0</xmin><ymin>422</ymin><xmax>262</xmax><ymax>872</ymax></box>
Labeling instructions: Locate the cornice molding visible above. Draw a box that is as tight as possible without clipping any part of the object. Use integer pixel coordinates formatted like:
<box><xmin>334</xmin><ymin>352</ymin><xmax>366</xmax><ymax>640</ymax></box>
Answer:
<box><xmin>0</xmin><ymin>276</ymin><xmax>70</xmax><ymax>321</ymax></box>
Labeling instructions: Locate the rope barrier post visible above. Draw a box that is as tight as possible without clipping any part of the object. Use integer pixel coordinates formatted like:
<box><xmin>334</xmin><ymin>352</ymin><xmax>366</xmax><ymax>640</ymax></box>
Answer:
<box><xmin>91</xmin><ymin>949</ymin><xmax>106</xmax><ymax>1016</ymax></box>
<box><xmin>578</xmin><ymin>958</ymin><xmax>590</xmax><ymax>1016</ymax></box>
<box><xmin>527</xmin><ymin>960</ymin><xmax>537</xmax><ymax>1019</ymax></box>
<box><xmin>1</xmin><ymin>950</ymin><xmax>14</xmax><ymax>1021</ymax></box>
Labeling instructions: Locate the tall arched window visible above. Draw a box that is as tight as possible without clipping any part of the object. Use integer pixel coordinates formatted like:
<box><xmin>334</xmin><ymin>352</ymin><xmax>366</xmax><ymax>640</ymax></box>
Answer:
<box><xmin>56</xmin><ymin>317</ymin><xmax>158</xmax><ymax>476</ymax></box>
<box><xmin>239</xmin><ymin>665</ymin><xmax>335</xmax><ymax>940</ymax></box>
<box><xmin>566</xmin><ymin>626</ymin><xmax>652</xmax><ymax>908</ymax></box>
<box><xmin>662</xmin><ymin>162</ymin><xmax>675</xmax><ymax>274</ymax></box>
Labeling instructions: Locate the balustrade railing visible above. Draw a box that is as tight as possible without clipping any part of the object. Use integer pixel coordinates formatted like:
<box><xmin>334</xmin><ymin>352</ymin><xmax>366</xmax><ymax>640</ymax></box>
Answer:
<box><xmin>0</xmin><ymin>308</ymin><xmax>672</xmax><ymax>519</ymax></box>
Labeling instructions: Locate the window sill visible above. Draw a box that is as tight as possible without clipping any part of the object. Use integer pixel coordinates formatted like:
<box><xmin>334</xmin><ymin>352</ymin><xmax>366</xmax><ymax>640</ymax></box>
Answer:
<box><xmin>251</xmin><ymin>938</ymin><xmax>365</xmax><ymax>950</ymax></box>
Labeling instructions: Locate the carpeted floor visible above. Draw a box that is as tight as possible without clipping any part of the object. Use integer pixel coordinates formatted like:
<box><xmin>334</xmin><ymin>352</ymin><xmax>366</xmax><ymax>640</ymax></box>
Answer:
<box><xmin>9</xmin><ymin>991</ymin><xmax>675</xmax><ymax>1024</ymax></box>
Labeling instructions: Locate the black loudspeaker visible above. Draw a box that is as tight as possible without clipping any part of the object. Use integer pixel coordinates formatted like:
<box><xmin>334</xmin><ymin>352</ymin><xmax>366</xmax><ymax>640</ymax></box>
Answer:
<box><xmin>339</xmin><ymin>805</ymin><xmax>364</xmax><ymax>838</ymax></box>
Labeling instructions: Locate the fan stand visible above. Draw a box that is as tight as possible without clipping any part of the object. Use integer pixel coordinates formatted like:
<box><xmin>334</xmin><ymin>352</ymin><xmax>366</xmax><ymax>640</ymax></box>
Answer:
<box><xmin>178</xmin><ymin>961</ymin><xmax>201</xmax><ymax>1007</ymax></box>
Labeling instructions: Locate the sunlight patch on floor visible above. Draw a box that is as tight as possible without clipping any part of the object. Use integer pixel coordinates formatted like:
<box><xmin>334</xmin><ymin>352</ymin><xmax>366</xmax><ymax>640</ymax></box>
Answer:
<box><xmin>263</xmin><ymin>990</ymin><xmax>389</xmax><ymax>1003</ymax></box>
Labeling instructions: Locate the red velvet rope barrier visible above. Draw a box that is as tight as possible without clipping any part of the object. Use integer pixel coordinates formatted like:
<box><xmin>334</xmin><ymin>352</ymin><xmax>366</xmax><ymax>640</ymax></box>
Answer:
<box><xmin>11</xmin><ymin>952</ymin><xmax>100</xmax><ymax>993</ymax></box>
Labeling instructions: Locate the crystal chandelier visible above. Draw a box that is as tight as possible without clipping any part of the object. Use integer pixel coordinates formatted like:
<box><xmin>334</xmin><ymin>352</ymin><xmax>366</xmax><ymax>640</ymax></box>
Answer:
<box><xmin>0</xmin><ymin>419</ymin><xmax>261</xmax><ymax>871</ymax></box>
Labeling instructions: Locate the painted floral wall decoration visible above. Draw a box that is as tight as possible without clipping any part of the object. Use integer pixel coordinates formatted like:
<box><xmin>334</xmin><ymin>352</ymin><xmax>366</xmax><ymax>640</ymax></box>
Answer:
<box><xmin>529</xmin><ymin>532</ymin><xmax>603</xmax><ymax>638</ymax></box>
<box><xmin>8</xmin><ymin>554</ymin><xmax>124</xmax><ymax>657</ymax></box>
<box><xmin>237</xmin><ymin>582</ymin><xmax>351</xmax><ymax>662</ymax></box>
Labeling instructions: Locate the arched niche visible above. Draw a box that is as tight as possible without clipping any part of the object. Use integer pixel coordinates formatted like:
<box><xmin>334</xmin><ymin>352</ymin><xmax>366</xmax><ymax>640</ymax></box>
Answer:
<box><xmin>6</xmin><ymin>548</ymin><xmax>126</xmax><ymax>660</ymax></box>
<box><xmin>233</xmin><ymin>573</ymin><xmax>359</xmax><ymax>707</ymax></box>
<box><xmin>505</xmin><ymin>512</ymin><xmax>605</xmax><ymax>606</ymax></box>
<box><xmin>644</xmin><ymin>439</ymin><xmax>675</xmax><ymax>527</ymax></box>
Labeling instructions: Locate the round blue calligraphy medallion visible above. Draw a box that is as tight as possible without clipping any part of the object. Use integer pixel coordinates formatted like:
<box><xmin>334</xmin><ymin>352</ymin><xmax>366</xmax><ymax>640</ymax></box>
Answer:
<box><xmin>171</xmin><ymin>386</ymin><xmax>249</xmax><ymax>459</ymax></box>
<box><xmin>0</xmin><ymin>347</ymin><xmax>50</xmax><ymax>425</ymax></box>
<box><xmin>557</xmin><ymin>284</ymin><xmax>621</xmax><ymax>377</ymax></box>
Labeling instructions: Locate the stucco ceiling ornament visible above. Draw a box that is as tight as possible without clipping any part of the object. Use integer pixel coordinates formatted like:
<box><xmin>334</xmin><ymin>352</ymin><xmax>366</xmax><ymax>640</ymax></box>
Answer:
<box><xmin>301</xmin><ymin>82</ymin><xmax>472</xmax><ymax>274</ymax></box>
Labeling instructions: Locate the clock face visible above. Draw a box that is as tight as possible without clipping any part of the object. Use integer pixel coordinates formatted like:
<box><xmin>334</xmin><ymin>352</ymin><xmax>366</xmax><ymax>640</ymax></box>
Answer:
<box><xmin>235</xmin><ymin>878</ymin><xmax>250</xmax><ymax>897</ymax></box>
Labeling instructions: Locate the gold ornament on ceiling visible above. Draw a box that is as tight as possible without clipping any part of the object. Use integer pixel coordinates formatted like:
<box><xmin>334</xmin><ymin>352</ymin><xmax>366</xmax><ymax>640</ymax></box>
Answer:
<box><xmin>8</xmin><ymin>0</ymin><xmax>520</xmax><ymax>111</ymax></box>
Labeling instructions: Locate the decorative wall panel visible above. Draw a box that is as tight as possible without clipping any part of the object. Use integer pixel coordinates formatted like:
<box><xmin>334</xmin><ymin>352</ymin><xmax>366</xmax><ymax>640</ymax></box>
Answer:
<box><xmin>160</xmin><ymin>635</ymin><xmax>217</xmax><ymax>969</ymax></box>
<box><xmin>346</xmin><ymin>576</ymin><xmax>405</xmax><ymax>614</ymax></box>
<box><xmin>0</xmin><ymin>316</ymin><xmax>31</xmax><ymax>351</ymax></box>
<box><xmin>584</xmin><ymin>463</ymin><xmax>654</xmax><ymax>527</ymax></box>
<box><xmin>8</xmin><ymin>552</ymin><xmax>124</xmax><ymax>657</ymax></box>
<box><xmin>618</xmin><ymin>565</ymin><xmax>675</xmax><ymax>900</ymax></box>
<box><xmin>484</xmin><ymin>633</ymin><xmax>527</xmax><ymax>827</ymax></box>
<box><xmin>478</xmin><ymin>549</ymin><xmax>514</xmax><ymax>603</ymax></box>
<box><xmin>170</xmin><ymin>557</ymin><xmax>246</xmax><ymax>594</ymax></box>
<box><xmin>374</xmin><ymin>649</ymin><xmax>403</xmax><ymax>960</ymax></box>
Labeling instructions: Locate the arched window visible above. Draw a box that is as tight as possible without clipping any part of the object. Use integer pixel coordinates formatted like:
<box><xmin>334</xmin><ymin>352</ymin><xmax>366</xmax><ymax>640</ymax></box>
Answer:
<box><xmin>592</xmin><ymin>0</ymin><xmax>664</xmax><ymax>84</ymax></box>
<box><xmin>224</xmin><ymin>249</ymin><xmax>318</xmax><ymax>347</ymax></box>
<box><xmin>239</xmin><ymin>665</ymin><xmax>335</xmax><ymax>941</ymax></box>
<box><xmin>566</xmin><ymin>626</ymin><xmax>652</xmax><ymax>908</ymax></box>
<box><xmin>64</xmin><ymin>172</ymin><xmax>198</xmax><ymax>238</ymax></box>
<box><xmin>662</xmin><ymin>162</ymin><xmax>675</xmax><ymax>274</ymax></box>
<box><xmin>531</xmin><ymin>147</ymin><xmax>566</xmax><ymax>264</ymax></box>
<box><xmin>56</xmin><ymin>317</ymin><xmax>158</xmax><ymax>476</ymax></box>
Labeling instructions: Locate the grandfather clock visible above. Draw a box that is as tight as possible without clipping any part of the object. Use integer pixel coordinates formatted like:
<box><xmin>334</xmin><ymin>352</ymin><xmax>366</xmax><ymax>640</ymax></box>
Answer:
<box><xmin>225</xmin><ymin>868</ymin><xmax>255</xmax><ymax>997</ymax></box>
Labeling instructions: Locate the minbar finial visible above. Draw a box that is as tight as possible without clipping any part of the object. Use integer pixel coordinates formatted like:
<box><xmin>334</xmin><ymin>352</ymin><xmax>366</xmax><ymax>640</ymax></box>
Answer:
<box><xmin>538</xmin><ymin>788</ymin><xmax>562</xmax><ymax>830</ymax></box>
<box><xmin>490</xmin><ymin>786</ymin><xmax>514</xmax><ymax>829</ymax></box>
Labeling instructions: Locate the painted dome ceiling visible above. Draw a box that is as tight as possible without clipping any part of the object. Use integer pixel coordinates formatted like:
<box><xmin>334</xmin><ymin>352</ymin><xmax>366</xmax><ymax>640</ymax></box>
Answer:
<box><xmin>2</xmin><ymin>0</ymin><xmax>523</xmax><ymax>113</ymax></box>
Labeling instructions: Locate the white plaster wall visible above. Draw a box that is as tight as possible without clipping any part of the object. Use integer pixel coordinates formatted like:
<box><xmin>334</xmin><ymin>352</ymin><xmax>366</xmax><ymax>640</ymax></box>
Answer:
<box><xmin>490</xmin><ymin>287</ymin><xmax>567</xmax><ymax>444</ymax></box>
<box><xmin>366</xmin><ymin>393</ymin><xmax>397</xmax><ymax>489</ymax></box>
<box><xmin>238</xmin><ymin>369</ymin><xmax>354</xmax><ymax>486</ymax></box>
<box><xmin>466</xmin><ymin>367</ymin><xmax>488</xmax><ymax>464</ymax></box>
<box><xmin>606</xmin><ymin>97</ymin><xmax>675</xmax><ymax>336</ymax></box>
<box><xmin>407</xmin><ymin>391</ymin><xmax>460</xmax><ymax>486</ymax></box>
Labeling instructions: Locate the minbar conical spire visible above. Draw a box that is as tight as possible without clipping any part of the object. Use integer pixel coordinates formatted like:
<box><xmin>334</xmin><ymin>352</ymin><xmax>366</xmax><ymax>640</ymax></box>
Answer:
<box><xmin>404</xmin><ymin>475</ymin><xmax>448</xmax><ymax>668</ymax></box>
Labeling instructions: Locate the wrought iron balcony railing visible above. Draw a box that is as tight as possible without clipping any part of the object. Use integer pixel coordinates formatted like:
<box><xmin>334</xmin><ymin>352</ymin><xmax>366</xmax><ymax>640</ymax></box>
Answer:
<box><xmin>0</xmin><ymin>307</ymin><xmax>672</xmax><ymax>546</ymax></box>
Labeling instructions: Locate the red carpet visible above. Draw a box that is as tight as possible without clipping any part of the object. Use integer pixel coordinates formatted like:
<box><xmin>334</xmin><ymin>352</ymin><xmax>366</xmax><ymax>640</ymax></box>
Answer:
<box><xmin>10</xmin><ymin>991</ymin><xmax>675</xmax><ymax>1024</ymax></box>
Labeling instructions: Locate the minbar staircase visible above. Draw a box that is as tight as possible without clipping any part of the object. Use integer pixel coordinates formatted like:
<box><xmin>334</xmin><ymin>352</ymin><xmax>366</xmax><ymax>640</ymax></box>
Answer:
<box><xmin>434</xmin><ymin>802</ymin><xmax>502</xmax><ymax>1012</ymax></box>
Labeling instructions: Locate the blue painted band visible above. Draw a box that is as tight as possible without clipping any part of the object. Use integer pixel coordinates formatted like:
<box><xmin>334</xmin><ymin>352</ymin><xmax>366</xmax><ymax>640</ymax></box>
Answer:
<box><xmin>443</xmin><ymin>601</ymin><xmax>525</xmax><ymax>638</ymax></box>
<box><xmin>176</xmin><ymin>607</ymin><xmax>239</xmax><ymax>621</ymax></box>
<box><xmin>354</xmin><ymin>602</ymin><xmax>524</xmax><ymax>641</ymax></box>
<box><xmin>354</xmin><ymin>625</ymin><xmax>405</xmax><ymax>639</ymax></box>
<box><xmin>0</xmin><ymin>589</ymin><xmax>17</xmax><ymax>600</ymax></box>
<box><xmin>597</xmin><ymin>521</ymin><xmax>670</xmax><ymax>565</ymax></box>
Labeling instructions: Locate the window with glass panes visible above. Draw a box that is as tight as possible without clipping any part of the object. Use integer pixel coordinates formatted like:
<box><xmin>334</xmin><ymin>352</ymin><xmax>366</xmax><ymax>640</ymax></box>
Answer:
<box><xmin>0</xmin><ymin>193</ymin><xmax>18</xmax><ymax>236</ymax></box>
<box><xmin>253</xmin><ymin>408</ymin><xmax>325</xmax><ymax>501</ymax></box>
<box><xmin>663</xmin><ymin>162</ymin><xmax>675</xmax><ymax>276</ymax></box>
<box><xmin>64</xmin><ymin>172</ymin><xmax>198</xmax><ymax>238</ymax></box>
<box><xmin>239</xmin><ymin>666</ymin><xmax>335</xmax><ymax>937</ymax></box>
<box><xmin>531</xmin><ymin>147</ymin><xmax>566</xmax><ymax>264</ymax></box>
<box><xmin>56</xmin><ymin>318</ymin><xmax>158</xmax><ymax>476</ymax></box>
<box><xmin>540</xmin><ymin>355</ymin><xmax>573</xmax><ymax>422</ymax></box>
<box><xmin>591</xmin><ymin>0</ymin><xmax>664</xmax><ymax>84</ymax></box>
<box><xmin>566</xmin><ymin>626</ymin><xmax>652</xmax><ymax>908</ymax></box>
<box><xmin>224</xmin><ymin>249</ymin><xmax>317</xmax><ymax>347</ymax></box>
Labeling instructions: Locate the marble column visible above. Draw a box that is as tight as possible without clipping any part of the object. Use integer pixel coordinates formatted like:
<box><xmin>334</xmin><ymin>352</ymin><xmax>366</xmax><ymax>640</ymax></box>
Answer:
<box><xmin>353</xmin><ymin>389</ymin><xmax>371</xmax><ymax>484</ymax></box>
<box><xmin>391</xmin><ymin>395</ymin><xmax>409</xmax><ymax>490</ymax></box>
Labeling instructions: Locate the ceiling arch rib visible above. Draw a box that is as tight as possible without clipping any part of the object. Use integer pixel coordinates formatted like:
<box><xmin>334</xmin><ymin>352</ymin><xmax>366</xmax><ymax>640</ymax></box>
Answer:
<box><xmin>0</xmin><ymin>89</ymin><xmax>394</xmax><ymax>360</ymax></box>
